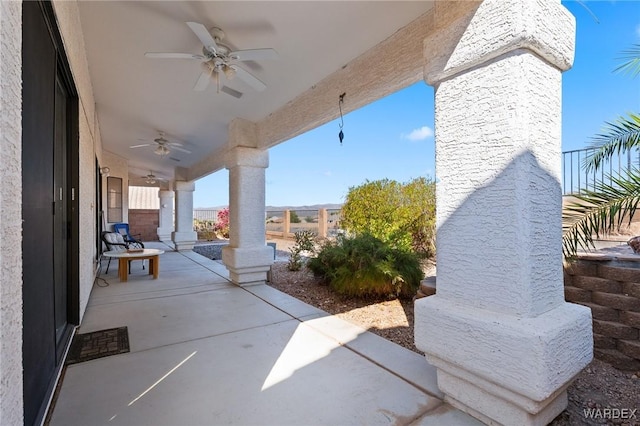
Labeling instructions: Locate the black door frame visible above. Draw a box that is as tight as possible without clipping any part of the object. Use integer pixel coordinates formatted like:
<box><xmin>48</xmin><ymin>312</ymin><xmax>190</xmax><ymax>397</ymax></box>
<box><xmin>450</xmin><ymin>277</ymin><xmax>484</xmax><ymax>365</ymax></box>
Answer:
<box><xmin>22</xmin><ymin>1</ymin><xmax>79</xmax><ymax>424</ymax></box>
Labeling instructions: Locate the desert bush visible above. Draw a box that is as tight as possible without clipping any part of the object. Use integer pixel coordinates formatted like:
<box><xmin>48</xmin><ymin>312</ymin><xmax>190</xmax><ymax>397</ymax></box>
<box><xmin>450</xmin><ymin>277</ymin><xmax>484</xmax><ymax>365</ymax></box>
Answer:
<box><xmin>307</xmin><ymin>233</ymin><xmax>423</xmax><ymax>298</ymax></box>
<box><xmin>341</xmin><ymin>177</ymin><xmax>436</xmax><ymax>258</ymax></box>
<box><xmin>288</xmin><ymin>230</ymin><xmax>318</xmax><ymax>271</ymax></box>
<box><xmin>289</xmin><ymin>211</ymin><xmax>301</xmax><ymax>223</ymax></box>
<box><xmin>194</xmin><ymin>219</ymin><xmax>216</xmax><ymax>240</ymax></box>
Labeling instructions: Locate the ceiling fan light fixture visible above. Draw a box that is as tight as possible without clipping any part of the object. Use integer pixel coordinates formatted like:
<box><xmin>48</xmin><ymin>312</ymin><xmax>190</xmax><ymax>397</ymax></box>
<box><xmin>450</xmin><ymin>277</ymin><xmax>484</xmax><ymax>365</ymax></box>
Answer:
<box><xmin>154</xmin><ymin>145</ymin><xmax>170</xmax><ymax>157</ymax></box>
<box><xmin>223</xmin><ymin>65</ymin><xmax>236</xmax><ymax>80</ymax></box>
<box><xmin>202</xmin><ymin>61</ymin><xmax>214</xmax><ymax>74</ymax></box>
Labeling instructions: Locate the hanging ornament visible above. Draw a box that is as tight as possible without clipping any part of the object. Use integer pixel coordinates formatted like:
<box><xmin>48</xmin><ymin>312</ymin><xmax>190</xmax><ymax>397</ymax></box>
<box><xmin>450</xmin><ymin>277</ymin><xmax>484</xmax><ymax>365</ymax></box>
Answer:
<box><xmin>338</xmin><ymin>93</ymin><xmax>345</xmax><ymax>145</ymax></box>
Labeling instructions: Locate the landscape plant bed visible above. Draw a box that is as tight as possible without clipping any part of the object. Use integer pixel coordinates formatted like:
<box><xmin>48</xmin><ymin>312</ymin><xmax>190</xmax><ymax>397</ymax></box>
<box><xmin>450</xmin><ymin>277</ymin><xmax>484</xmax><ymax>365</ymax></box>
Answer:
<box><xmin>267</xmin><ymin>256</ymin><xmax>640</xmax><ymax>425</ymax></box>
<box><xmin>269</xmin><ymin>261</ymin><xmax>420</xmax><ymax>353</ymax></box>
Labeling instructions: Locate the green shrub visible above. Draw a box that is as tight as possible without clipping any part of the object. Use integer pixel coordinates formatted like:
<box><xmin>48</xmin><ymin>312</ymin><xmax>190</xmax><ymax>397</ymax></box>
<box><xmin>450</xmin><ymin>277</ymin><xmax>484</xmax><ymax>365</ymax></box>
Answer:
<box><xmin>340</xmin><ymin>177</ymin><xmax>436</xmax><ymax>258</ymax></box>
<box><xmin>307</xmin><ymin>234</ymin><xmax>423</xmax><ymax>298</ymax></box>
<box><xmin>288</xmin><ymin>230</ymin><xmax>317</xmax><ymax>271</ymax></box>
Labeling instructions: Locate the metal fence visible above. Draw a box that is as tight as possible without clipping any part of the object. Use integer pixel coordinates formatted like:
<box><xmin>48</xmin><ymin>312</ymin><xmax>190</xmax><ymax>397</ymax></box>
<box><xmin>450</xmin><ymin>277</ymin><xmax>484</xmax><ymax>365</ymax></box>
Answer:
<box><xmin>562</xmin><ymin>147</ymin><xmax>640</xmax><ymax>195</ymax></box>
<box><xmin>193</xmin><ymin>208</ymin><xmax>220</xmax><ymax>221</ymax></box>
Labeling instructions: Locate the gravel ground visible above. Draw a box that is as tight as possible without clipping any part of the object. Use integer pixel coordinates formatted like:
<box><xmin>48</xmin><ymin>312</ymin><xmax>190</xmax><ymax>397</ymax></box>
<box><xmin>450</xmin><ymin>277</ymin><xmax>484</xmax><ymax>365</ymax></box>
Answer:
<box><xmin>266</xmin><ymin>253</ymin><xmax>640</xmax><ymax>426</ymax></box>
<box><xmin>269</xmin><ymin>260</ymin><xmax>419</xmax><ymax>352</ymax></box>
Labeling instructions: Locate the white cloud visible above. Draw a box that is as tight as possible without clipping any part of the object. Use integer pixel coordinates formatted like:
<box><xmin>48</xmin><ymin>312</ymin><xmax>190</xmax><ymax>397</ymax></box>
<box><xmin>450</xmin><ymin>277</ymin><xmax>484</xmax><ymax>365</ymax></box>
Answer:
<box><xmin>402</xmin><ymin>126</ymin><xmax>434</xmax><ymax>141</ymax></box>
<box><xmin>323</xmin><ymin>171</ymin><xmax>332</xmax><ymax>177</ymax></box>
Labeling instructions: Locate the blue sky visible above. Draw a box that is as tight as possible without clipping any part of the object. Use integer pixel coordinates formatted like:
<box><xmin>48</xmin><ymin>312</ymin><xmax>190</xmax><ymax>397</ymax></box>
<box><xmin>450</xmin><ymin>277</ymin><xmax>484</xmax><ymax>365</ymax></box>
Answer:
<box><xmin>194</xmin><ymin>0</ymin><xmax>640</xmax><ymax>208</ymax></box>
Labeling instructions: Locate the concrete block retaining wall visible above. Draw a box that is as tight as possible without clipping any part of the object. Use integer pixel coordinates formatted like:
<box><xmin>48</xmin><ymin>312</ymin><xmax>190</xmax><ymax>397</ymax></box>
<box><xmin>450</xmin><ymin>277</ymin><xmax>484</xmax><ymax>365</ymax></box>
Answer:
<box><xmin>564</xmin><ymin>259</ymin><xmax>640</xmax><ymax>370</ymax></box>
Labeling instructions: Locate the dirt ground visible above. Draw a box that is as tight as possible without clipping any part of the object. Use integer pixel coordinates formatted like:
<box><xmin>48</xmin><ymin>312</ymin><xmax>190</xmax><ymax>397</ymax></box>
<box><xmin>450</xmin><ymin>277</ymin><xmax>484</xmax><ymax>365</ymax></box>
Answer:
<box><xmin>267</xmin><ymin>254</ymin><xmax>640</xmax><ymax>426</ymax></box>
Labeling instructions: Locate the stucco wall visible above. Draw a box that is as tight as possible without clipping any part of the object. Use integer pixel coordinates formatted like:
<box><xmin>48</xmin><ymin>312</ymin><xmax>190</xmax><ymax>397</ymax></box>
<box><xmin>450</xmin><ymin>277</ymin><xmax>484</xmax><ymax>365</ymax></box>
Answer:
<box><xmin>0</xmin><ymin>1</ymin><xmax>24</xmax><ymax>424</ymax></box>
<box><xmin>78</xmin><ymin>107</ymin><xmax>96</xmax><ymax>319</ymax></box>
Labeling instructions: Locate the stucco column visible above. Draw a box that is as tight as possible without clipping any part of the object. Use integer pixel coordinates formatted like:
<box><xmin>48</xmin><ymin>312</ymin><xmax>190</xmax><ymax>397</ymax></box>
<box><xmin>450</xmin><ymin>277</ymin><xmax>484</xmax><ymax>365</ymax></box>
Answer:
<box><xmin>171</xmin><ymin>181</ymin><xmax>197</xmax><ymax>251</ymax></box>
<box><xmin>156</xmin><ymin>189</ymin><xmax>174</xmax><ymax>242</ymax></box>
<box><xmin>414</xmin><ymin>1</ymin><xmax>592</xmax><ymax>425</ymax></box>
<box><xmin>222</xmin><ymin>146</ymin><xmax>273</xmax><ymax>286</ymax></box>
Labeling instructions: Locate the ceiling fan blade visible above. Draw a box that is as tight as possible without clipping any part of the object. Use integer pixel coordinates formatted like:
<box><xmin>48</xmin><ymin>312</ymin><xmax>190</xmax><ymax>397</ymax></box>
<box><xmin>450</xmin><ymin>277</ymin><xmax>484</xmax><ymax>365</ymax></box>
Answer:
<box><xmin>171</xmin><ymin>146</ymin><xmax>192</xmax><ymax>154</ymax></box>
<box><xmin>130</xmin><ymin>144</ymin><xmax>151</xmax><ymax>149</ymax></box>
<box><xmin>228</xmin><ymin>48</ymin><xmax>278</xmax><ymax>62</ymax></box>
<box><xmin>229</xmin><ymin>64</ymin><xmax>266</xmax><ymax>92</ymax></box>
<box><xmin>221</xmin><ymin>85</ymin><xmax>243</xmax><ymax>99</ymax></box>
<box><xmin>186</xmin><ymin>22</ymin><xmax>219</xmax><ymax>53</ymax></box>
<box><xmin>145</xmin><ymin>52</ymin><xmax>205</xmax><ymax>60</ymax></box>
<box><xmin>193</xmin><ymin>70</ymin><xmax>211</xmax><ymax>91</ymax></box>
<box><xmin>167</xmin><ymin>141</ymin><xmax>184</xmax><ymax>147</ymax></box>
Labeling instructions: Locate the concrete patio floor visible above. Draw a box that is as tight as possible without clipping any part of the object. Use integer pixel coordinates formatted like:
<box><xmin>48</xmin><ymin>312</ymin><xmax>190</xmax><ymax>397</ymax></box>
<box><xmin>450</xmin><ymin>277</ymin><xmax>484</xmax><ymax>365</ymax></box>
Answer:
<box><xmin>49</xmin><ymin>242</ymin><xmax>481</xmax><ymax>426</ymax></box>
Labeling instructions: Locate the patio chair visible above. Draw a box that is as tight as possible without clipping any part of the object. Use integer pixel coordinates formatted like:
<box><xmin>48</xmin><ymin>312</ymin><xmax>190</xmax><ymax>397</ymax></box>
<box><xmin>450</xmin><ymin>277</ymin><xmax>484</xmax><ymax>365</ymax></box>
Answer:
<box><xmin>101</xmin><ymin>231</ymin><xmax>145</xmax><ymax>274</ymax></box>
<box><xmin>113</xmin><ymin>223</ymin><xmax>144</xmax><ymax>249</ymax></box>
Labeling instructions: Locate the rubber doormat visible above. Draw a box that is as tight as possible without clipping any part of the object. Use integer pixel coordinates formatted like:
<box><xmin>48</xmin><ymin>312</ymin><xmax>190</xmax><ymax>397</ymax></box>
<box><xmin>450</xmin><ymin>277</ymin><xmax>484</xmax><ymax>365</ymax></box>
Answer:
<box><xmin>66</xmin><ymin>326</ymin><xmax>130</xmax><ymax>365</ymax></box>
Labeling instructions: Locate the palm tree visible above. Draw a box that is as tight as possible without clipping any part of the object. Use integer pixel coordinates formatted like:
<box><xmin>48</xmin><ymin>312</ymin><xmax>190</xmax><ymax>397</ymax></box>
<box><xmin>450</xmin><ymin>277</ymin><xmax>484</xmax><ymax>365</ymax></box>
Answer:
<box><xmin>562</xmin><ymin>45</ymin><xmax>640</xmax><ymax>258</ymax></box>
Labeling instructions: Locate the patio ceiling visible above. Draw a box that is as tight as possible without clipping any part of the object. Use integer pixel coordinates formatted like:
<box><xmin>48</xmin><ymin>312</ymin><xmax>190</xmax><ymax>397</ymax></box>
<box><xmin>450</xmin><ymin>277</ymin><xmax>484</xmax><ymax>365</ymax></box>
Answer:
<box><xmin>77</xmin><ymin>1</ymin><xmax>435</xmax><ymax>183</ymax></box>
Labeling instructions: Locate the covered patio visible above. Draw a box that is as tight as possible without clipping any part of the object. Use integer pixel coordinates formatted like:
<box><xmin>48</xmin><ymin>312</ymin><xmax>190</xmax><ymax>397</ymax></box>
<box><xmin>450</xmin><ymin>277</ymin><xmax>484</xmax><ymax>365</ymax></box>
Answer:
<box><xmin>49</xmin><ymin>244</ymin><xmax>479</xmax><ymax>425</ymax></box>
<box><xmin>1</xmin><ymin>1</ymin><xmax>594</xmax><ymax>424</ymax></box>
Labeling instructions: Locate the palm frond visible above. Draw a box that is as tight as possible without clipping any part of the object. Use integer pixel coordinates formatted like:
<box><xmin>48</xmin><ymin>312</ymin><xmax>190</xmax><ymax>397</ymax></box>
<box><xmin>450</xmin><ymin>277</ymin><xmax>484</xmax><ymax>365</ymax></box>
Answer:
<box><xmin>583</xmin><ymin>113</ymin><xmax>640</xmax><ymax>172</ymax></box>
<box><xmin>575</xmin><ymin>0</ymin><xmax>600</xmax><ymax>23</ymax></box>
<box><xmin>613</xmin><ymin>44</ymin><xmax>640</xmax><ymax>77</ymax></box>
<box><xmin>562</xmin><ymin>169</ymin><xmax>640</xmax><ymax>258</ymax></box>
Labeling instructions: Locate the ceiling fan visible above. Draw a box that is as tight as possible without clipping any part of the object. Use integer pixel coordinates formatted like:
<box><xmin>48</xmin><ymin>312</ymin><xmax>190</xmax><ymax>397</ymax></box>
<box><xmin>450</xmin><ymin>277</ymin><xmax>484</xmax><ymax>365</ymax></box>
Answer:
<box><xmin>143</xmin><ymin>171</ymin><xmax>167</xmax><ymax>185</ymax></box>
<box><xmin>145</xmin><ymin>22</ymin><xmax>278</xmax><ymax>97</ymax></box>
<box><xmin>130</xmin><ymin>132</ymin><xmax>191</xmax><ymax>157</ymax></box>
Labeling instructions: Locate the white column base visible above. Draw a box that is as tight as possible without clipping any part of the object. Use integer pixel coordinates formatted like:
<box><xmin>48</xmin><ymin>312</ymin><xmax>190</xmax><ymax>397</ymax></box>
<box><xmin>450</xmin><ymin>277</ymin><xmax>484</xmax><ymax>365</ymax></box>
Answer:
<box><xmin>442</xmin><ymin>371</ymin><xmax>568</xmax><ymax>426</ymax></box>
<box><xmin>171</xmin><ymin>231</ymin><xmax>197</xmax><ymax>251</ymax></box>
<box><xmin>222</xmin><ymin>246</ymin><xmax>274</xmax><ymax>286</ymax></box>
<box><xmin>415</xmin><ymin>296</ymin><xmax>592</xmax><ymax>426</ymax></box>
<box><xmin>157</xmin><ymin>227</ymin><xmax>172</xmax><ymax>243</ymax></box>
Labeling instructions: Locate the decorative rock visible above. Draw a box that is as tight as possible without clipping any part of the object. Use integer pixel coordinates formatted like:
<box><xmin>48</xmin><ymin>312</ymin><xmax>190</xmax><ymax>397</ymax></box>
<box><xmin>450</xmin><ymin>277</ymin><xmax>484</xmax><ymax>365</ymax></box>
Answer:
<box><xmin>193</xmin><ymin>243</ymin><xmax>228</xmax><ymax>260</ymax></box>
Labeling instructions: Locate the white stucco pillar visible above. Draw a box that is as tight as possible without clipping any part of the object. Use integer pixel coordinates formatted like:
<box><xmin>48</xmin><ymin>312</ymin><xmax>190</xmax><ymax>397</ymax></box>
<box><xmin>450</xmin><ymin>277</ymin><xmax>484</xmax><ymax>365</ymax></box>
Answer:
<box><xmin>171</xmin><ymin>181</ymin><xmax>197</xmax><ymax>251</ymax></box>
<box><xmin>157</xmin><ymin>189</ymin><xmax>174</xmax><ymax>242</ymax></box>
<box><xmin>414</xmin><ymin>1</ymin><xmax>593</xmax><ymax>425</ymax></box>
<box><xmin>222</xmin><ymin>146</ymin><xmax>273</xmax><ymax>286</ymax></box>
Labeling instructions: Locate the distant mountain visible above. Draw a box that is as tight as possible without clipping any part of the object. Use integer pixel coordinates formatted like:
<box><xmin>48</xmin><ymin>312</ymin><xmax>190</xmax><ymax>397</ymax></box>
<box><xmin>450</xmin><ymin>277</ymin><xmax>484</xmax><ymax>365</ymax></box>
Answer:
<box><xmin>266</xmin><ymin>203</ymin><xmax>342</xmax><ymax>211</ymax></box>
<box><xmin>195</xmin><ymin>204</ymin><xmax>343</xmax><ymax>211</ymax></box>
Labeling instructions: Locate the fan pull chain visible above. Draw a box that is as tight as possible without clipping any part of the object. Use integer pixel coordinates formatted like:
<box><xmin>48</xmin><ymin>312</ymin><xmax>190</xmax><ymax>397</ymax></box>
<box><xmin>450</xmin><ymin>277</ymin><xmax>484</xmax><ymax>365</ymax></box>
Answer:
<box><xmin>338</xmin><ymin>93</ymin><xmax>345</xmax><ymax>145</ymax></box>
